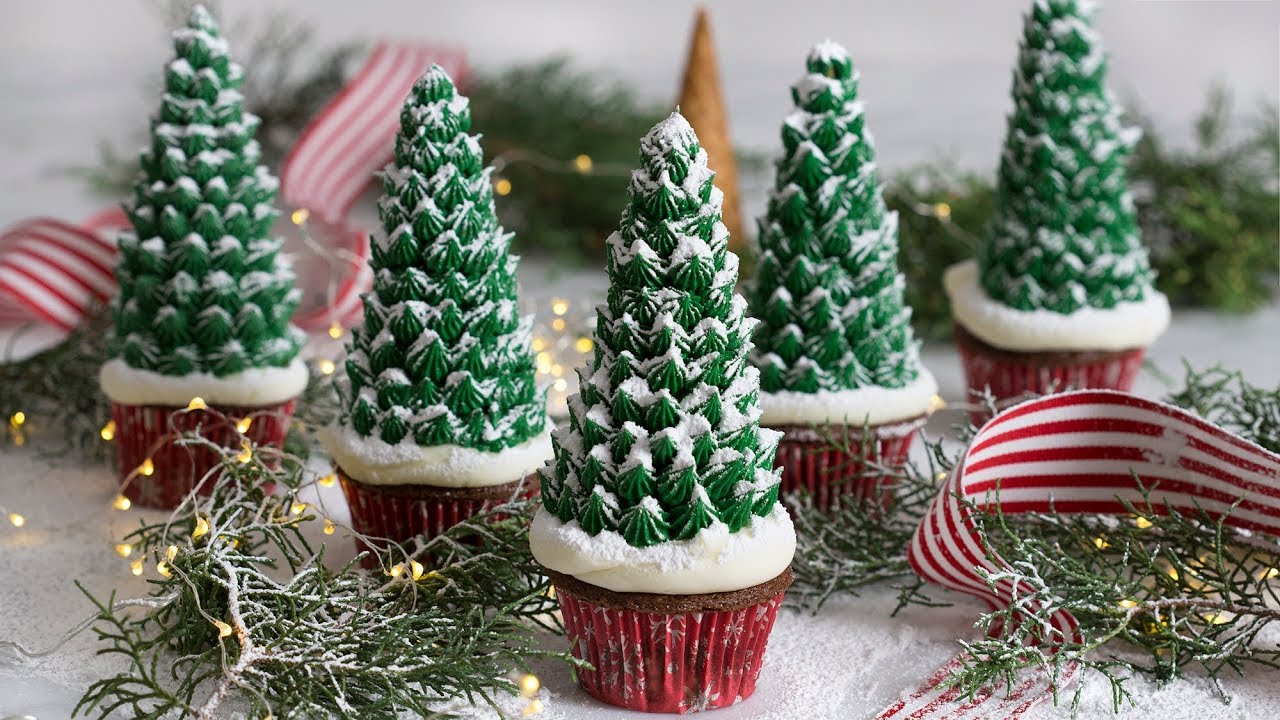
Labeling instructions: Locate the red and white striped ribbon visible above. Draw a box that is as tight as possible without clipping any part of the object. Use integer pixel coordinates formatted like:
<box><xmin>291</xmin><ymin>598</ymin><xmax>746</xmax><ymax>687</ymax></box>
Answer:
<box><xmin>882</xmin><ymin>390</ymin><xmax>1280</xmax><ymax>719</ymax></box>
<box><xmin>0</xmin><ymin>42</ymin><xmax>462</xmax><ymax>336</ymax></box>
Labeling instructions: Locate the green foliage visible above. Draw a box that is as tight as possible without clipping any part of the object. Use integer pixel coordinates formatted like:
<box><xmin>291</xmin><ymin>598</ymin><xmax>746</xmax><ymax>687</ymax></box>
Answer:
<box><xmin>75</xmin><ymin>427</ymin><xmax>568</xmax><ymax>719</ymax></box>
<box><xmin>541</xmin><ymin>112</ymin><xmax>782</xmax><ymax>548</ymax></box>
<box><xmin>0</xmin><ymin>312</ymin><xmax>113</xmax><ymax>455</ymax></box>
<box><xmin>978</xmin><ymin>0</ymin><xmax>1156</xmax><ymax>313</ymax></box>
<box><xmin>1131</xmin><ymin>87</ymin><xmax>1280</xmax><ymax>313</ymax></box>
<box><xmin>342</xmin><ymin>66</ymin><xmax>546</xmax><ymax>452</ymax></box>
<box><xmin>467</xmin><ymin>58</ymin><xmax>666</xmax><ymax>261</ymax></box>
<box><xmin>109</xmin><ymin>6</ymin><xmax>304</xmax><ymax>377</ymax></box>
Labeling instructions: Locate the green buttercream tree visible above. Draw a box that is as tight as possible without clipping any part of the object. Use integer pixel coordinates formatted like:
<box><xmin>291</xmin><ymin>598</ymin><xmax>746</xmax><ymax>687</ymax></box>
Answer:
<box><xmin>979</xmin><ymin>0</ymin><xmax>1156</xmax><ymax>313</ymax></box>
<box><xmin>748</xmin><ymin>41</ymin><xmax>925</xmax><ymax>395</ymax></box>
<box><xmin>109</xmin><ymin>6</ymin><xmax>304</xmax><ymax>377</ymax></box>
<box><xmin>540</xmin><ymin>111</ymin><xmax>782</xmax><ymax>548</ymax></box>
<box><xmin>340</xmin><ymin>66</ymin><xmax>546</xmax><ymax>451</ymax></box>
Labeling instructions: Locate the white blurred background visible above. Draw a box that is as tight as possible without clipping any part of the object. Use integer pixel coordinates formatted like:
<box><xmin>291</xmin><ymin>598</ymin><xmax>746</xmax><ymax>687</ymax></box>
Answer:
<box><xmin>2</xmin><ymin>0</ymin><xmax>1278</xmax><ymax>223</ymax></box>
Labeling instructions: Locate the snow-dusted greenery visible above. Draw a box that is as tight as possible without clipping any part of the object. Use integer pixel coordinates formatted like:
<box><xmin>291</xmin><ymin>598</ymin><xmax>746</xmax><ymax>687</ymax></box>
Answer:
<box><xmin>540</xmin><ymin>111</ymin><xmax>783</xmax><ymax>548</ymax></box>
<box><xmin>340</xmin><ymin>66</ymin><xmax>545</xmax><ymax>451</ymax></box>
<box><xmin>748</xmin><ymin>40</ymin><xmax>926</xmax><ymax>394</ymax></box>
<box><xmin>109</xmin><ymin>5</ymin><xmax>304</xmax><ymax>377</ymax></box>
<box><xmin>76</xmin><ymin>425</ymin><xmax>567</xmax><ymax>719</ymax></box>
<box><xmin>978</xmin><ymin>0</ymin><xmax>1156</xmax><ymax>313</ymax></box>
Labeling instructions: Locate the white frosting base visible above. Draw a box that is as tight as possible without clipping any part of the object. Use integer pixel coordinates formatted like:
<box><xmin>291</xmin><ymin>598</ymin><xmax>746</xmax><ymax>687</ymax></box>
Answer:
<box><xmin>321</xmin><ymin>422</ymin><xmax>553</xmax><ymax>488</ymax></box>
<box><xmin>99</xmin><ymin>357</ymin><xmax>308</xmax><ymax>407</ymax></box>
<box><xmin>529</xmin><ymin>505</ymin><xmax>796</xmax><ymax>595</ymax></box>
<box><xmin>759</xmin><ymin>370</ymin><xmax>938</xmax><ymax>427</ymax></box>
<box><xmin>944</xmin><ymin>259</ymin><xmax>1171</xmax><ymax>352</ymax></box>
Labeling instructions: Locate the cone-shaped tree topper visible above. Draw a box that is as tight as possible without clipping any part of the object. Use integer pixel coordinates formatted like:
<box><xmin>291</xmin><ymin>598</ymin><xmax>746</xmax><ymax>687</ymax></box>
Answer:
<box><xmin>539</xmin><ymin>111</ymin><xmax>784</xmax><ymax>549</ymax></box>
<box><xmin>336</xmin><ymin>66</ymin><xmax>547</xmax><ymax>455</ymax></box>
<box><xmin>107</xmin><ymin>5</ymin><xmax>304</xmax><ymax>379</ymax></box>
<box><xmin>677</xmin><ymin>7</ymin><xmax>745</xmax><ymax>255</ymax></box>
<box><xmin>978</xmin><ymin>0</ymin><xmax>1156</xmax><ymax>313</ymax></box>
<box><xmin>747</xmin><ymin>41</ymin><xmax>933</xmax><ymax>414</ymax></box>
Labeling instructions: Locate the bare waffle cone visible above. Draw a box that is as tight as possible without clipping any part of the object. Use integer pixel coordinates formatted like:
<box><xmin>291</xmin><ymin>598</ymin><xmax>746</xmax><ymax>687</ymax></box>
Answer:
<box><xmin>677</xmin><ymin>7</ymin><xmax>745</xmax><ymax>256</ymax></box>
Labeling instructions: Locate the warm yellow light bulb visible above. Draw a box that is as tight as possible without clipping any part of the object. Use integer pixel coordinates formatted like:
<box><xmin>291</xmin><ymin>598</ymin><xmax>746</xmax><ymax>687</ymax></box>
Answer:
<box><xmin>113</xmin><ymin>494</ymin><xmax>132</xmax><ymax>511</ymax></box>
<box><xmin>389</xmin><ymin>563</ymin><xmax>405</xmax><ymax>579</ymax></box>
<box><xmin>291</xmin><ymin>208</ymin><xmax>310</xmax><ymax>225</ymax></box>
<box><xmin>934</xmin><ymin>202</ymin><xmax>952</xmax><ymax>220</ymax></box>
<box><xmin>140</xmin><ymin>458</ymin><xmax>155</xmax><ymax>476</ymax></box>
<box><xmin>290</xmin><ymin>501</ymin><xmax>307</xmax><ymax>516</ymax></box>
<box><xmin>520</xmin><ymin>673</ymin><xmax>541</xmax><ymax>697</ymax></box>
<box><xmin>934</xmin><ymin>472</ymin><xmax>948</xmax><ymax>481</ymax></box>
<box><xmin>237</xmin><ymin>442</ymin><xmax>253</xmax><ymax>464</ymax></box>
<box><xmin>193</xmin><ymin>515</ymin><xmax>210</xmax><ymax>540</ymax></box>
<box><xmin>1134</xmin><ymin>516</ymin><xmax>1153</xmax><ymax>529</ymax></box>
<box><xmin>553</xmin><ymin>379</ymin><xmax>568</xmax><ymax>392</ymax></box>
<box><xmin>323</xmin><ymin>519</ymin><xmax>335</xmax><ymax>535</ymax></box>
<box><xmin>328</xmin><ymin>322</ymin><xmax>344</xmax><ymax>340</ymax></box>
<box><xmin>214</xmin><ymin>620</ymin><xmax>233</xmax><ymax>638</ymax></box>
<box><xmin>531</xmin><ymin>337</ymin><xmax>546</xmax><ymax>352</ymax></box>
<box><xmin>8</xmin><ymin>513</ymin><xmax>24</xmax><ymax>528</ymax></box>
<box><xmin>236</xmin><ymin>417</ymin><xmax>252</xmax><ymax>434</ymax></box>
<box><xmin>551</xmin><ymin>298</ymin><xmax>569</xmax><ymax>316</ymax></box>
<box><xmin>551</xmin><ymin>318</ymin><xmax>566</xmax><ymax>332</ymax></box>
<box><xmin>410</xmin><ymin>559</ymin><xmax>425</xmax><ymax>581</ymax></box>
<box><xmin>156</xmin><ymin>561</ymin><xmax>171</xmax><ymax>578</ymax></box>
<box><xmin>550</xmin><ymin>364</ymin><xmax>563</xmax><ymax>377</ymax></box>
<box><xmin>100</xmin><ymin>420</ymin><xmax>116</xmax><ymax>441</ymax></box>
<box><xmin>522</xmin><ymin>699</ymin><xmax>544</xmax><ymax>717</ymax></box>
<box><xmin>10</xmin><ymin>411</ymin><xmax>25</xmax><ymax>427</ymax></box>
<box><xmin>130</xmin><ymin>558</ymin><xmax>144</xmax><ymax>576</ymax></box>
<box><xmin>187</xmin><ymin>397</ymin><xmax>207</xmax><ymax>411</ymax></box>
<box><xmin>1118</xmin><ymin>599</ymin><xmax>1138</xmax><ymax>609</ymax></box>
<box><xmin>1093</xmin><ymin>537</ymin><xmax>1110</xmax><ymax>550</ymax></box>
<box><xmin>319</xmin><ymin>473</ymin><xmax>337</xmax><ymax>488</ymax></box>
<box><xmin>319</xmin><ymin>359</ymin><xmax>336</xmax><ymax>375</ymax></box>
<box><xmin>575</xmin><ymin>337</ymin><xmax>593</xmax><ymax>353</ymax></box>
<box><xmin>573</xmin><ymin>154</ymin><xmax>593</xmax><ymax>173</ymax></box>
<box><xmin>115</xmin><ymin>543</ymin><xmax>133</xmax><ymax>558</ymax></box>
<box><xmin>929</xmin><ymin>394</ymin><xmax>946</xmax><ymax>413</ymax></box>
<box><xmin>495</xmin><ymin>177</ymin><xmax>512</xmax><ymax>196</ymax></box>
<box><xmin>167</xmin><ymin>545</ymin><xmax>179</xmax><ymax>561</ymax></box>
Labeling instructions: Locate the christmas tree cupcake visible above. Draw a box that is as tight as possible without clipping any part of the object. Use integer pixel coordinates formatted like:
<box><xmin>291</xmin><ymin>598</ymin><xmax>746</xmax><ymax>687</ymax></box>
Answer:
<box><xmin>100</xmin><ymin>6</ymin><xmax>307</xmax><ymax>508</ymax></box>
<box><xmin>747</xmin><ymin>41</ymin><xmax>937</xmax><ymax>509</ymax></box>
<box><xmin>321</xmin><ymin>67</ymin><xmax>550</xmax><ymax>557</ymax></box>
<box><xmin>531</xmin><ymin>111</ymin><xmax>795</xmax><ymax>713</ymax></box>
<box><xmin>944</xmin><ymin>0</ymin><xmax>1169</xmax><ymax>404</ymax></box>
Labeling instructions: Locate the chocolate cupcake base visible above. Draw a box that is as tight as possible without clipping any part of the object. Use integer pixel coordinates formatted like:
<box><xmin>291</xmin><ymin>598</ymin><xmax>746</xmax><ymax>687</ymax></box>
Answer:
<box><xmin>770</xmin><ymin>420</ymin><xmax>922</xmax><ymax>511</ymax></box>
<box><xmin>339</xmin><ymin>468</ymin><xmax>538</xmax><ymax>568</ymax></box>
<box><xmin>113</xmin><ymin>399</ymin><xmax>295</xmax><ymax>509</ymax></box>
<box><xmin>954</xmin><ymin>321</ymin><xmax>1145</xmax><ymax>409</ymax></box>
<box><xmin>546</xmin><ymin>567</ymin><xmax>793</xmax><ymax>713</ymax></box>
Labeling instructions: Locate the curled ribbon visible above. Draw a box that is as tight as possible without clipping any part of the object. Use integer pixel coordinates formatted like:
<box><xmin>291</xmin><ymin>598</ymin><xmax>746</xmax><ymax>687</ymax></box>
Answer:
<box><xmin>0</xmin><ymin>43</ymin><xmax>466</xmax><ymax>336</ymax></box>
<box><xmin>882</xmin><ymin>390</ymin><xmax>1280</xmax><ymax>718</ymax></box>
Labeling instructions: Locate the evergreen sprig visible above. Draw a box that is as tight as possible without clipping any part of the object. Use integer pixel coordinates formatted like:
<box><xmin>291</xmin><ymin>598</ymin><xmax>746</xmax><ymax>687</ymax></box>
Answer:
<box><xmin>787</xmin><ymin>367</ymin><xmax>1280</xmax><ymax>710</ymax></box>
<box><xmin>75</xmin><ymin>428</ymin><xmax>569</xmax><ymax>719</ymax></box>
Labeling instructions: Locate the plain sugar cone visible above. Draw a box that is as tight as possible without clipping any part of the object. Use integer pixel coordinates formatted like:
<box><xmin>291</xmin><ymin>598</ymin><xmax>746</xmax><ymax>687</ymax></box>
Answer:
<box><xmin>677</xmin><ymin>7</ymin><xmax>746</xmax><ymax>255</ymax></box>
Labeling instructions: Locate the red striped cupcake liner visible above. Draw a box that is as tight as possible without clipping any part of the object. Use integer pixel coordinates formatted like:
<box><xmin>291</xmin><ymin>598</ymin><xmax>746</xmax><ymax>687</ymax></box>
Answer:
<box><xmin>957</xmin><ymin>343</ymin><xmax>1146</xmax><ymax>401</ymax></box>
<box><xmin>339</xmin><ymin>471</ymin><xmax>538</xmax><ymax>569</ymax></box>
<box><xmin>112</xmin><ymin>400</ymin><xmax>295</xmax><ymax>510</ymax></box>
<box><xmin>555</xmin><ymin>585</ymin><xmax>786</xmax><ymax>713</ymax></box>
<box><xmin>773</xmin><ymin>420</ymin><xmax>922</xmax><ymax>511</ymax></box>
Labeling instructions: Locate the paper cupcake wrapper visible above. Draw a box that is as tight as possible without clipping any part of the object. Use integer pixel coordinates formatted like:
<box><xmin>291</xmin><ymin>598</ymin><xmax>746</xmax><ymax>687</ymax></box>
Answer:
<box><xmin>957</xmin><ymin>344</ymin><xmax>1146</xmax><ymax>407</ymax></box>
<box><xmin>112</xmin><ymin>400</ymin><xmax>295</xmax><ymax>510</ymax></box>
<box><xmin>774</xmin><ymin>423</ymin><xmax>919</xmax><ymax>511</ymax></box>
<box><xmin>339</xmin><ymin>473</ymin><xmax>538</xmax><ymax>569</ymax></box>
<box><xmin>555</xmin><ymin>586</ymin><xmax>785</xmax><ymax>714</ymax></box>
